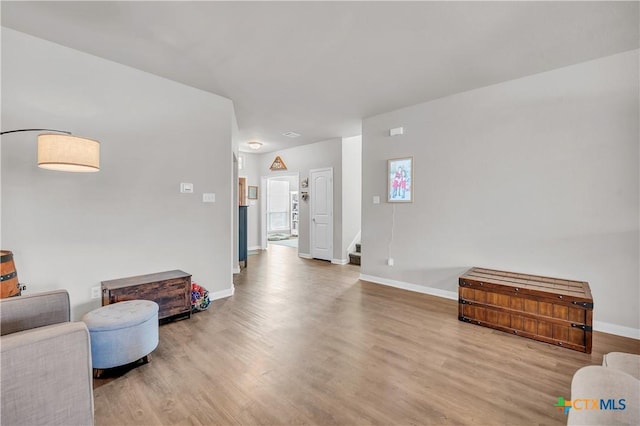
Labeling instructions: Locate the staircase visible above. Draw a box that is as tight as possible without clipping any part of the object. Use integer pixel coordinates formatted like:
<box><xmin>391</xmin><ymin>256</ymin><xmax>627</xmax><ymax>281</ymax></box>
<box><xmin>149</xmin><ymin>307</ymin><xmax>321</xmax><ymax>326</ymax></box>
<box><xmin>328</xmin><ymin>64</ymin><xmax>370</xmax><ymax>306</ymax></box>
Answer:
<box><xmin>349</xmin><ymin>243</ymin><xmax>361</xmax><ymax>266</ymax></box>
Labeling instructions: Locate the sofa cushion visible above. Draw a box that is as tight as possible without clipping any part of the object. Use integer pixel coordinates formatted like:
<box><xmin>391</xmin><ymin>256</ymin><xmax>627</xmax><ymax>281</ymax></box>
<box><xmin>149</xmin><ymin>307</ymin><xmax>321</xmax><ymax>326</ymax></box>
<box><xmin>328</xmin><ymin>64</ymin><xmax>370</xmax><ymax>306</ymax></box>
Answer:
<box><xmin>0</xmin><ymin>289</ymin><xmax>70</xmax><ymax>335</ymax></box>
<box><xmin>1</xmin><ymin>322</ymin><xmax>94</xmax><ymax>426</ymax></box>
<box><xmin>603</xmin><ymin>352</ymin><xmax>640</xmax><ymax>380</ymax></box>
<box><xmin>568</xmin><ymin>365</ymin><xmax>639</xmax><ymax>425</ymax></box>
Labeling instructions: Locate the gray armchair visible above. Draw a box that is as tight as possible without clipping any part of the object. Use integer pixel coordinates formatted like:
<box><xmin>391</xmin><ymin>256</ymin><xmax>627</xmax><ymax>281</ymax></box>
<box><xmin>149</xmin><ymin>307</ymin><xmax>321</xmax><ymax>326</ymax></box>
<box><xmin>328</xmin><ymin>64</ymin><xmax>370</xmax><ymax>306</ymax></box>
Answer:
<box><xmin>567</xmin><ymin>352</ymin><xmax>639</xmax><ymax>425</ymax></box>
<box><xmin>1</xmin><ymin>290</ymin><xmax>94</xmax><ymax>426</ymax></box>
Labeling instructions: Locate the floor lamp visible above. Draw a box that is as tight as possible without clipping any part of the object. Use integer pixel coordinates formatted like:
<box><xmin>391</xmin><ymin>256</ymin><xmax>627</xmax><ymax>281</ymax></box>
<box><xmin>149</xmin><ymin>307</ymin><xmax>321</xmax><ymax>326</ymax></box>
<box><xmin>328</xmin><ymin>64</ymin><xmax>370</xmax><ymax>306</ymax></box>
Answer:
<box><xmin>0</xmin><ymin>128</ymin><xmax>100</xmax><ymax>172</ymax></box>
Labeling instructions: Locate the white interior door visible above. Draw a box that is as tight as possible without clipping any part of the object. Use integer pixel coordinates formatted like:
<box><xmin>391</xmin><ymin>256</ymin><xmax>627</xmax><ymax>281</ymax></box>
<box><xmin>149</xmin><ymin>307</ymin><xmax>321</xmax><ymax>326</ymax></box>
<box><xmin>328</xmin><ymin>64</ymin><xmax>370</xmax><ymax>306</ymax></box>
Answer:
<box><xmin>310</xmin><ymin>168</ymin><xmax>333</xmax><ymax>261</ymax></box>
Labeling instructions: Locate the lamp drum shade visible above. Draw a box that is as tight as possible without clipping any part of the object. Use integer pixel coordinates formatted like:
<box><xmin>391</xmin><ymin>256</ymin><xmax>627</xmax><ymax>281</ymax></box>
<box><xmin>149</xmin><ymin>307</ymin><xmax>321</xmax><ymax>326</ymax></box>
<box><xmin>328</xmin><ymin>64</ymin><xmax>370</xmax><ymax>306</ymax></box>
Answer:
<box><xmin>38</xmin><ymin>133</ymin><xmax>100</xmax><ymax>172</ymax></box>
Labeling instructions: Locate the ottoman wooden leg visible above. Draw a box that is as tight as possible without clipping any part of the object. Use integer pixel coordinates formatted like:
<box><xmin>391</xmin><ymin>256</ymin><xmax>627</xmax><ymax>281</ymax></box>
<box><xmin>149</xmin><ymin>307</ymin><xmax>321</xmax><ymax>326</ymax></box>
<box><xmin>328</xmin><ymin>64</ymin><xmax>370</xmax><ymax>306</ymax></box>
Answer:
<box><xmin>93</xmin><ymin>368</ymin><xmax>104</xmax><ymax>379</ymax></box>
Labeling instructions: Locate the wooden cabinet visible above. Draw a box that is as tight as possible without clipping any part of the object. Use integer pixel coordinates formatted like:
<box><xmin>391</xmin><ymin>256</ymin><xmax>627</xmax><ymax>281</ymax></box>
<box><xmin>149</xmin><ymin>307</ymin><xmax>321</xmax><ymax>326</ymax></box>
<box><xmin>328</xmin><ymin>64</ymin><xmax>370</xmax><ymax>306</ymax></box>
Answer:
<box><xmin>459</xmin><ymin>267</ymin><xmax>593</xmax><ymax>353</ymax></box>
<box><xmin>102</xmin><ymin>270</ymin><xmax>192</xmax><ymax>321</ymax></box>
<box><xmin>239</xmin><ymin>205</ymin><xmax>248</xmax><ymax>267</ymax></box>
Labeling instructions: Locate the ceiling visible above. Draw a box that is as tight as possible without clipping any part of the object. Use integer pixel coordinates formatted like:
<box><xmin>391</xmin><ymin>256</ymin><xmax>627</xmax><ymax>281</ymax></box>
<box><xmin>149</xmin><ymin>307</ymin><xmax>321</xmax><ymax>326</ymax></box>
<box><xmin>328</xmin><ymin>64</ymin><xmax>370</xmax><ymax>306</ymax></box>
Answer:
<box><xmin>2</xmin><ymin>1</ymin><xmax>638</xmax><ymax>153</ymax></box>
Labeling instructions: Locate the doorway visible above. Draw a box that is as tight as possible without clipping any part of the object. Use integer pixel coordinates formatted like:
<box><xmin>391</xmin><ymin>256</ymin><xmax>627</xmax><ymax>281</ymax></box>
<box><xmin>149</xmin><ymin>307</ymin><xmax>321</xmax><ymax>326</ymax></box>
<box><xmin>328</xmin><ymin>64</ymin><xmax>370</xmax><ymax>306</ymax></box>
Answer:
<box><xmin>260</xmin><ymin>173</ymin><xmax>300</xmax><ymax>251</ymax></box>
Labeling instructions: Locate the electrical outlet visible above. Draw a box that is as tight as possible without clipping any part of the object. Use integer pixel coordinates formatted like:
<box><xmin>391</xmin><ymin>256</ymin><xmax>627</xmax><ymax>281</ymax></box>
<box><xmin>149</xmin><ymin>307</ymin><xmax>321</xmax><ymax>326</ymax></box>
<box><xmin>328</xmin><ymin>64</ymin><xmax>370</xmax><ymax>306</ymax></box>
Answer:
<box><xmin>387</xmin><ymin>258</ymin><xmax>394</xmax><ymax>266</ymax></box>
<box><xmin>91</xmin><ymin>286</ymin><xmax>101</xmax><ymax>299</ymax></box>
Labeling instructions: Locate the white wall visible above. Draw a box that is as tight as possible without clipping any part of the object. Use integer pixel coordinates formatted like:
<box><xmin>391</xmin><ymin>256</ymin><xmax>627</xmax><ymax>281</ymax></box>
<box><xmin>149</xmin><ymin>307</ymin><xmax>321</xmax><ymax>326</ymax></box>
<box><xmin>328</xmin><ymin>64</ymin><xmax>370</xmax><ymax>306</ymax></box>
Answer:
<box><xmin>341</xmin><ymin>135</ymin><xmax>362</xmax><ymax>256</ymax></box>
<box><xmin>1</xmin><ymin>28</ymin><xmax>234</xmax><ymax>319</ymax></box>
<box><xmin>232</xmin><ymin>108</ymin><xmax>240</xmax><ymax>273</ymax></box>
<box><xmin>239</xmin><ymin>152</ymin><xmax>262</xmax><ymax>250</ymax></box>
<box><xmin>361</xmin><ymin>50</ymin><xmax>639</xmax><ymax>337</ymax></box>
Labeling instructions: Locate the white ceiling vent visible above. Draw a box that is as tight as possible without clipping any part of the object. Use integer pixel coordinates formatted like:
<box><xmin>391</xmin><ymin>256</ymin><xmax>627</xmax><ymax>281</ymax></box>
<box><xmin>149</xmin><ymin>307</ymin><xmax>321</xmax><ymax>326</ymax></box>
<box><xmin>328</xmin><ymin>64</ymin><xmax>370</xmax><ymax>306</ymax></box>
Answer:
<box><xmin>282</xmin><ymin>131</ymin><xmax>301</xmax><ymax>138</ymax></box>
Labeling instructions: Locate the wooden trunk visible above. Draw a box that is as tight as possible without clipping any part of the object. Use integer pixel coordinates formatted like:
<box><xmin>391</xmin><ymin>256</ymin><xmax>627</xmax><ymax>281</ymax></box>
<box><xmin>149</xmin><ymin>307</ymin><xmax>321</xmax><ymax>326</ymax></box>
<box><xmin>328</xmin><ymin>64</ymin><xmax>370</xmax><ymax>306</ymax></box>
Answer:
<box><xmin>102</xmin><ymin>270</ymin><xmax>192</xmax><ymax>321</ymax></box>
<box><xmin>458</xmin><ymin>267</ymin><xmax>593</xmax><ymax>353</ymax></box>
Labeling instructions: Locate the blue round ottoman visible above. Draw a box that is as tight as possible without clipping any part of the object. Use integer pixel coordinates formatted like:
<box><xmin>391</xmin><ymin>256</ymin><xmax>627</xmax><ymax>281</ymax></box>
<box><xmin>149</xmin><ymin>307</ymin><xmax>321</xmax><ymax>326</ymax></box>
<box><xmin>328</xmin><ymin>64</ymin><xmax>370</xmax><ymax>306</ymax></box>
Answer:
<box><xmin>82</xmin><ymin>300</ymin><xmax>159</xmax><ymax>376</ymax></box>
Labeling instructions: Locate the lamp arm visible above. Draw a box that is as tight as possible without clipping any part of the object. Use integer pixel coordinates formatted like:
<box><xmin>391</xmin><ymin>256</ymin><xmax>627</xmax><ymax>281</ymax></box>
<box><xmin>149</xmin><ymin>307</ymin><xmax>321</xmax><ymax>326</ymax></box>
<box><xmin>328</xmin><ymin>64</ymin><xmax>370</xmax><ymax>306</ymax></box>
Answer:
<box><xmin>0</xmin><ymin>129</ymin><xmax>72</xmax><ymax>136</ymax></box>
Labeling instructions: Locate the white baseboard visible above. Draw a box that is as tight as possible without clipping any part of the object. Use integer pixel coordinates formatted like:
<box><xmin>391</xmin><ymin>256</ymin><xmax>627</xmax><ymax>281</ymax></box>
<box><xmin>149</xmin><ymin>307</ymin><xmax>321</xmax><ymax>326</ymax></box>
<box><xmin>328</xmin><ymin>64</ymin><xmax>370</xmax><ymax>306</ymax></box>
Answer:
<box><xmin>298</xmin><ymin>253</ymin><xmax>345</xmax><ymax>263</ymax></box>
<box><xmin>232</xmin><ymin>266</ymin><xmax>240</xmax><ymax>274</ymax></box>
<box><xmin>594</xmin><ymin>321</ymin><xmax>640</xmax><ymax>340</ymax></box>
<box><xmin>359</xmin><ymin>274</ymin><xmax>458</xmax><ymax>301</ymax></box>
<box><xmin>209</xmin><ymin>285</ymin><xmax>234</xmax><ymax>301</ymax></box>
<box><xmin>248</xmin><ymin>245</ymin><xmax>261</xmax><ymax>251</ymax></box>
<box><xmin>359</xmin><ymin>274</ymin><xmax>639</xmax><ymax>340</ymax></box>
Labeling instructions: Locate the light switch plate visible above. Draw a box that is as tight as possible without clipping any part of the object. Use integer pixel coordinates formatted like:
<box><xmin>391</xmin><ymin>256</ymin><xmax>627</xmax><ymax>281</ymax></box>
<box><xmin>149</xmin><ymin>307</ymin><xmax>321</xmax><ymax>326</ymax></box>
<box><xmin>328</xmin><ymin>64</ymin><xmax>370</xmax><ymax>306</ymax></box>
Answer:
<box><xmin>180</xmin><ymin>183</ymin><xmax>194</xmax><ymax>193</ymax></box>
<box><xmin>203</xmin><ymin>193</ymin><xmax>216</xmax><ymax>203</ymax></box>
<box><xmin>373</xmin><ymin>196</ymin><xmax>380</xmax><ymax>204</ymax></box>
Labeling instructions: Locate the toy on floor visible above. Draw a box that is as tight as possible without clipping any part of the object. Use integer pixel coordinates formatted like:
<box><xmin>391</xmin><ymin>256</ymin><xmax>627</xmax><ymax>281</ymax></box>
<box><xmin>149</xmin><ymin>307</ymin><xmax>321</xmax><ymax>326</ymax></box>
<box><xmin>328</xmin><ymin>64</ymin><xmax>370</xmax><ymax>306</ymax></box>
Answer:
<box><xmin>191</xmin><ymin>282</ymin><xmax>210</xmax><ymax>312</ymax></box>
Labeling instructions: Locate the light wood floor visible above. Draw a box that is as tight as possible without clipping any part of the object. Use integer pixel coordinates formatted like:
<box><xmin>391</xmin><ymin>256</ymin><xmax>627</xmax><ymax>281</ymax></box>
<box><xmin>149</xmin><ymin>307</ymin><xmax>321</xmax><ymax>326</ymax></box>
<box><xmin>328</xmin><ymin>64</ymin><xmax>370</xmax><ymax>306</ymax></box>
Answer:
<box><xmin>94</xmin><ymin>245</ymin><xmax>639</xmax><ymax>425</ymax></box>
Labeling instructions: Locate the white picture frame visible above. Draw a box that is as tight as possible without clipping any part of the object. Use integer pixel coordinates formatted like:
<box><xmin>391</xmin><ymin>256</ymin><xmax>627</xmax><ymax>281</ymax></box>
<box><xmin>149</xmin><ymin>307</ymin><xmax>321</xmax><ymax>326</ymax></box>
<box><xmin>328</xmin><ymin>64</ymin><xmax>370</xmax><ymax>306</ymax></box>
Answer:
<box><xmin>388</xmin><ymin>157</ymin><xmax>413</xmax><ymax>203</ymax></box>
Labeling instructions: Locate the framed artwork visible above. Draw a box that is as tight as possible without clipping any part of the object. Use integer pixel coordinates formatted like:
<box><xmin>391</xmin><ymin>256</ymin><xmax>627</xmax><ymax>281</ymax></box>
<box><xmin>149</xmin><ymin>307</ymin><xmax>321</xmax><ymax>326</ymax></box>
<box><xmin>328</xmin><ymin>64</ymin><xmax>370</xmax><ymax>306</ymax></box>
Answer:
<box><xmin>388</xmin><ymin>157</ymin><xmax>413</xmax><ymax>203</ymax></box>
<box><xmin>269</xmin><ymin>156</ymin><xmax>287</xmax><ymax>171</ymax></box>
<box><xmin>248</xmin><ymin>186</ymin><xmax>258</xmax><ymax>200</ymax></box>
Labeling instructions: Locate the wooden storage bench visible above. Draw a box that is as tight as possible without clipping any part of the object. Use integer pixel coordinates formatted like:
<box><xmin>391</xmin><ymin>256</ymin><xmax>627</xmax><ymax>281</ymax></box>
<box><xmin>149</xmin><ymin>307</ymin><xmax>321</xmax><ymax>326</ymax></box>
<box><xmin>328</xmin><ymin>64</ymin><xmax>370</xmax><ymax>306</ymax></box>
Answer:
<box><xmin>102</xmin><ymin>270</ymin><xmax>192</xmax><ymax>322</ymax></box>
<box><xmin>458</xmin><ymin>267</ymin><xmax>593</xmax><ymax>353</ymax></box>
